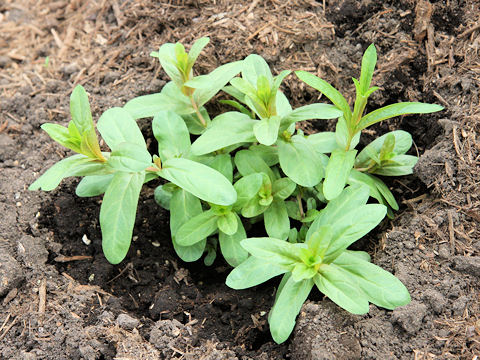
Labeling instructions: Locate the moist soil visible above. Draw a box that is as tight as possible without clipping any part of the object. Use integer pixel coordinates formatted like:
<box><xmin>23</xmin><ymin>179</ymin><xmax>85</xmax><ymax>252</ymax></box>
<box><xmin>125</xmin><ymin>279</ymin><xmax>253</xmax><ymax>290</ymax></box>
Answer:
<box><xmin>1</xmin><ymin>1</ymin><xmax>479</xmax><ymax>359</ymax></box>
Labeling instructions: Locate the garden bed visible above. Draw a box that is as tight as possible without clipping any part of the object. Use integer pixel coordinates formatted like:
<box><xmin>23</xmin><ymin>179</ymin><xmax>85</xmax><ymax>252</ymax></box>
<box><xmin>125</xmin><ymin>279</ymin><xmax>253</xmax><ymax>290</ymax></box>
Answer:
<box><xmin>1</xmin><ymin>0</ymin><xmax>479</xmax><ymax>359</ymax></box>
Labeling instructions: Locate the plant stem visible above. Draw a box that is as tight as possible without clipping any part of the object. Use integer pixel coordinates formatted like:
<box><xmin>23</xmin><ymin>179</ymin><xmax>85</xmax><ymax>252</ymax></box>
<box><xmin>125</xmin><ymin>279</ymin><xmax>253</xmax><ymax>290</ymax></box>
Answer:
<box><xmin>190</xmin><ymin>96</ymin><xmax>207</xmax><ymax>127</ymax></box>
<box><xmin>296</xmin><ymin>192</ymin><xmax>305</xmax><ymax>219</ymax></box>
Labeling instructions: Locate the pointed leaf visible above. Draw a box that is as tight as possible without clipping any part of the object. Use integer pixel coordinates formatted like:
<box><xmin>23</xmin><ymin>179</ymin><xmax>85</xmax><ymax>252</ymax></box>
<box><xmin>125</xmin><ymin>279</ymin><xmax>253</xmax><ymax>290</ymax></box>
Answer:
<box><xmin>359</xmin><ymin>44</ymin><xmax>377</xmax><ymax>94</ymax></box>
<box><xmin>242</xmin><ymin>54</ymin><xmax>273</xmax><ymax>86</ymax></box>
<box><xmin>235</xmin><ymin>150</ymin><xmax>276</xmax><ymax>182</ymax></box>
<box><xmin>356</xmin><ymin>130</ymin><xmax>412</xmax><ymax>167</ymax></box>
<box><xmin>41</xmin><ymin>123</ymin><xmax>82</xmax><ymax>153</ymax></box>
<box><xmin>307</xmin><ymin>132</ymin><xmax>338</xmax><ymax>154</ymax></box>
<box><xmin>233</xmin><ymin>173</ymin><xmax>263</xmax><ymax>210</ymax></box>
<box><xmin>100</xmin><ymin>172</ymin><xmax>144</xmax><ymax>264</ymax></box>
<box><xmin>357</xmin><ymin>102</ymin><xmax>444</xmax><ymax>131</ymax></box>
<box><xmin>160</xmin><ymin>158</ymin><xmax>237</xmax><ymax>206</ymax></box>
<box><xmin>219</xmin><ymin>214</ymin><xmax>248</xmax><ymax>267</ymax></box>
<box><xmin>240</xmin><ymin>238</ymin><xmax>303</xmax><ymax>269</ymax></box>
<box><xmin>278</xmin><ymin>135</ymin><xmax>324</xmax><ymax>187</ymax></box>
<box><xmin>264</xmin><ymin>200</ymin><xmax>290</xmax><ymax>240</ymax></box>
<box><xmin>175</xmin><ymin>209</ymin><xmax>218</xmax><ymax>246</ymax></box>
<box><xmin>70</xmin><ymin>85</ymin><xmax>93</xmax><ymax>135</ymax></box>
<box><xmin>226</xmin><ymin>256</ymin><xmax>286</xmax><ymax>289</ymax></box>
<box><xmin>217</xmin><ymin>211</ymin><xmax>238</xmax><ymax>235</ymax></box>
<box><xmin>107</xmin><ymin>142</ymin><xmax>152</xmax><ymax>172</ymax></box>
<box><xmin>152</xmin><ymin>110</ymin><xmax>190</xmax><ymax>161</ymax></box>
<box><xmin>253</xmin><ymin>116</ymin><xmax>281</xmax><ymax>145</ymax></box>
<box><xmin>323</xmin><ymin>149</ymin><xmax>357</xmax><ymax>200</ymax></box>
<box><xmin>269</xmin><ymin>277</ymin><xmax>314</xmax><ymax>344</ymax></box>
<box><xmin>76</xmin><ymin>174</ymin><xmax>114</xmax><ymax>197</ymax></box>
<box><xmin>280</xmin><ymin>103</ymin><xmax>343</xmax><ymax>130</ymax></box>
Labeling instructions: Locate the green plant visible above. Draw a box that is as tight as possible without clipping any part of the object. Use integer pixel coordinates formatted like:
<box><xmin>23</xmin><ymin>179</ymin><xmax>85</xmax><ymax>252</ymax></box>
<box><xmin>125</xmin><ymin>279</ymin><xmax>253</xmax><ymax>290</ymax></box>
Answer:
<box><xmin>30</xmin><ymin>39</ymin><xmax>443</xmax><ymax>344</ymax></box>
<box><xmin>226</xmin><ymin>185</ymin><xmax>410</xmax><ymax>343</ymax></box>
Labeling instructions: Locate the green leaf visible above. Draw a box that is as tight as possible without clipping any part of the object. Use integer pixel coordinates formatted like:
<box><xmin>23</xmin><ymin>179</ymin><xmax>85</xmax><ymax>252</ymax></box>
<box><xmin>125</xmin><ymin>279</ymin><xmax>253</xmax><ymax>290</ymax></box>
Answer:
<box><xmin>359</xmin><ymin>44</ymin><xmax>377</xmax><ymax>94</ymax></box>
<box><xmin>107</xmin><ymin>142</ymin><xmax>152</xmax><ymax>172</ymax></box>
<box><xmin>242</xmin><ymin>54</ymin><xmax>273</xmax><ymax>86</ymax></box>
<box><xmin>41</xmin><ymin>123</ymin><xmax>82</xmax><ymax>153</ymax></box>
<box><xmin>152</xmin><ymin>110</ymin><xmax>190</xmax><ymax>161</ymax></box>
<box><xmin>160</xmin><ymin>158</ymin><xmax>237</xmax><ymax>206</ymax></box>
<box><xmin>285</xmin><ymin>200</ymin><xmax>302</xmax><ymax>221</ymax></box>
<box><xmin>323</xmin><ymin>149</ymin><xmax>357</xmax><ymax>200</ymax></box>
<box><xmin>235</xmin><ymin>150</ymin><xmax>276</xmax><ymax>183</ymax></box>
<box><xmin>272</xmin><ymin>177</ymin><xmax>296</xmax><ymax>200</ymax></box>
<box><xmin>158</xmin><ymin>42</ymin><xmax>184</xmax><ymax>88</ymax></box>
<box><xmin>253</xmin><ymin>116</ymin><xmax>281</xmax><ymax>145</ymax></box>
<box><xmin>356</xmin><ymin>130</ymin><xmax>412</xmax><ymax>167</ymax></box>
<box><xmin>181</xmin><ymin>106</ymin><xmax>211</xmax><ymax>135</ymax></box>
<box><xmin>280</xmin><ymin>103</ymin><xmax>343</xmax><ymax>130</ymax></box>
<box><xmin>219</xmin><ymin>214</ymin><xmax>248</xmax><ymax>267</ymax></box>
<box><xmin>277</xmin><ymin>135</ymin><xmax>324</xmax><ymax>187</ymax></box>
<box><xmin>233</xmin><ymin>173</ymin><xmax>264</xmax><ymax>210</ymax></box>
<box><xmin>314</xmin><ymin>268</ymin><xmax>369</xmax><ymax>314</ymax></box>
<box><xmin>307</xmin><ymin>132</ymin><xmax>338</xmax><ymax>154</ymax></box>
<box><xmin>306</xmin><ymin>225</ymin><xmax>332</xmax><ymax>260</ymax></box>
<box><xmin>323</xmin><ymin>204</ymin><xmax>387</xmax><ymax>263</ymax></box>
<box><xmin>170</xmin><ymin>189</ymin><xmax>205</xmax><ymax>262</ymax></box>
<box><xmin>219</xmin><ymin>99</ymin><xmax>253</xmax><ymax>117</ymax></box>
<box><xmin>204</xmin><ymin>239</ymin><xmax>217</xmax><ymax>266</ymax></box>
<box><xmin>187</xmin><ymin>61</ymin><xmax>244</xmax><ymax>107</ymax></box>
<box><xmin>332</xmin><ymin>251</ymin><xmax>410</xmax><ymax>309</ymax></box>
<box><xmin>190</xmin><ymin>112</ymin><xmax>256</xmax><ymax>155</ymax></box>
<box><xmin>371</xmin><ymin>155</ymin><xmax>418</xmax><ymax>176</ymax></box>
<box><xmin>269</xmin><ymin>277</ymin><xmax>314</xmax><ymax>344</ymax></box>
<box><xmin>100</xmin><ymin>172</ymin><xmax>144</xmax><ymax>264</ymax></box>
<box><xmin>175</xmin><ymin>209</ymin><xmax>219</xmax><ymax>246</ymax></box>
<box><xmin>204</xmin><ymin>154</ymin><xmax>233</xmax><ymax>182</ymax></box>
<box><xmin>76</xmin><ymin>174</ymin><xmax>114</xmax><ymax>197</ymax></box>
<box><xmin>29</xmin><ymin>155</ymin><xmax>108</xmax><ymax>191</ymax></box>
<box><xmin>366</xmin><ymin>173</ymin><xmax>399</xmax><ymax>210</ymax></box>
<box><xmin>70</xmin><ymin>85</ymin><xmax>93</xmax><ymax>135</ymax></box>
<box><xmin>240</xmin><ymin>238</ymin><xmax>302</xmax><ymax>269</ymax></box>
<box><xmin>241</xmin><ymin>194</ymin><xmax>268</xmax><ymax>218</ymax></box>
<box><xmin>226</xmin><ymin>256</ymin><xmax>286</xmax><ymax>289</ymax></box>
<box><xmin>357</xmin><ymin>102</ymin><xmax>444</xmax><ymax>131</ymax></box>
<box><xmin>347</xmin><ymin>170</ymin><xmax>394</xmax><ymax>210</ymax></box>
<box><xmin>295</xmin><ymin>71</ymin><xmax>352</xmax><ymax>121</ymax></box>
<box><xmin>154</xmin><ymin>184</ymin><xmax>173</xmax><ymax>210</ymax></box>
<box><xmin>276</xmin><ymin>91</ymin><xmax>293</xmax><ymax>117</ymax></box>
<box><xmin>264</xmin><ymin>200</ymin><xmax>290</xmax><ymax>240</ymax></box>
<box><xmin>249</xmin><ymin>144</ymin><xmax>278</xmax><ymax>166</ymax></box>
<box><xmin>217</xmin><ymin>211</ymin><xmax>238</xmax><ymax>235</ymax></box>
<box><xmin>291</xmin><ymin>263</ymin><xmax>317</xmax><ymax>282</ymax></box>
<box><xmin>307</xmin><ymin>185</ymin><xmax>370</xmax><ymax>238</ymax></box>
<box><xmin>97</xmin><ymin>107</ymin><xmax>146</xmax><ymax>151</ymax></box>
<box><xmin>187</xmin><ymin>37</ymin><xmax>209</xmax><ymax>68</ymax></box>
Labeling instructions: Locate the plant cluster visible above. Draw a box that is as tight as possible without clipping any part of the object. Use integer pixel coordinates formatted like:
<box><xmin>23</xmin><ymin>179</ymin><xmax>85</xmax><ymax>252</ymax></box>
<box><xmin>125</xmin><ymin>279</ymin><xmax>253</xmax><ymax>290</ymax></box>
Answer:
<box><xmin>30</xmin><ymin>38</ymin><xmax>443</xmax><ymax>343</ymax></box>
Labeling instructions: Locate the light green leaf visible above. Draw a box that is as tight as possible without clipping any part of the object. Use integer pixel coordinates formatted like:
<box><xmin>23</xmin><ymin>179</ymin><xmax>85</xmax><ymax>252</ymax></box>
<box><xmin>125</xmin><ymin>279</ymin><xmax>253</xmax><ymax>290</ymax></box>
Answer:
<box><xmin>295</xmin><ymin>71</ymin><xmax>352</xmax><ymax>121</ymax></box>
<box><xmin>100</xmin><ymin>172</ymin><xmax>144</xmax><ymax>264</ymax></box>
<box><xmin>203</xmin><ymin>154</ymin><xmax>233</xmax><ymax>182</ymax></box>
<box><xmin>217</xmin><ymin>211</ymin><xmax>238</xmax><ymax>235</ymax></box>
<box><xmin>154</xmin><ymin>184</ymin><xmax>173</xmax><ymax>210</ymax></box>
<box><xmin>332</xmin><ymin>251</ymin><xmax>410</xmax><ymax>309</ymax></box>
<box><xmin>372</xmin><ymin>155</ymin><xmax>418</xmax><ymax>176</ymax></box>
<box><xmin>253</xmin><ymin>116</ymin><xmax>281</xmax><ymax>145</ymax></box>
<box><xmin>187</xmin><ymin>61</ymin><xmax>244</xmax><ymax>107</ymax></box>
<box><xmin>226</xmin><ymin>256</ymin><xmax>286</xmax><ymax>289</ymax></box>
<box><xmin>187</xmin><ymin>37</ymin><xmax>209</xmax><ymax>67</ymax></box>
<box><xmin>241</xmin><ymin>194</ymin><xmax>268</xmax><ymax>218</ymax></box>
<box><xmin>76</xmin><ymin>174</ymin><xmax>114</xmax><ymax>197</ymax></box>
<box><xmin>357</xmin><ymin>102</ymin><xmax>444</xmax><ymax>131</ymax></box>
<box><xmin>107</xmin><ymin>142</ymin><xmax>152</xmax><ymax>172</ymax></box>
<box><xmin>264</xmin><ymin>200</ymin><xmax>290</xmax><ymax>240</ymax></box>
<box><xmin>158</xmin><ymin>42</ymin><xmax>184</xmax><ymax>87</ymax></box>
<box><xmin>323</xmin><ymin>149</ymin><xmax>357</xmax><ymax>200</ymax></box>
<box><xmin>233</xmin><ymin>173</ymin><xmax>264</xmax><ymax>210</ymax></box>
<box><xmin>272</xmin><ymin>177</ymin><xmax>296</xmax><ymax>200</ymax></box>
<box><xmin>70</xmin><ymin>85</ymin><xmax>93</xmax><ymax>135</ymax></box>
<box><xmin>175</xmin><ymin>209</ymin><xmax>219</xmax><ymax>246</ymax></box>
<box><xmin>242</xmin><ymin>54</ymin><xmax>273</xmax><ymax>86</ymax></box>
<box><xmin>307</xmin><ymin>185</ymin><xmax>370</xmax><ymax>239</ymax></box>
<box><xmin>235</xmin><ymin>150</ymin><xmax>276</xmax><ymax>183</ymax></box>
<box><xmin>170</xmin><ymin>189</ymin><xmax>205</xmax><ymax>262</ymax></box>
<box><xmin>190</xmin><ymin>112</ymin><xmax>256</xmax><ymax>155</ymax></box>
<box><xmin>219</xmin><ymin>214</ymin><xmax>248</xmax><ymax>267</ymax></box>
<box><xmin>291</xmin><ymin>263</ymin><xmax>317</xmax><ymax>282</ymax></box>
<box><xmin>347</xmin><ymin>170</ymin><xmax>392</xmax><ymax>210</ymax></box>
<box><xmin>240</xmin><ymin>238</ymin><xmax>303</xmax><ymax>269</ymax></box>
<box><xmin>97</xmin><ymin>107</ymin><xmax>147</xmax><ymax>151</ymax></box>
<box><xmin>276</xmin><ymin>91</ymin><xmax>293</xmax><ymax>117</ymax></box>
<box><xmin>359</xmin><ymin>44</ymin><xmax>377</xmax><ymax>94</ymax></box>
<box><xmin>160</xmin><ymin>158</ymin><xmax>237</xmax><ymax>206</ymax></box>
<box><xmin>356</xmin><ymin>130</ymin><xmax>412</xmax><ymax>167</ymax></box>
<box><xmin>307</xmin><ymin>132</ymin><xmax>338</xmax><ymax>154</ymax></box>
<box><xmin>152</xmin><ymin>110</ymin><xmax>190</xmax><ymax>161</ymax></box>
<box><xmin>41</xmin><ymin>123</ymin><xmax>82</xmax><ymax>153</ymax></box>
<box><xmin>323</xmin><ymin>204</ymin><xmax>387</xmax><ymax>263</ymax></box>
<box><xmin>219</xmin><ymin>99</ymin><xmax>253</xmax><ymax>117</ymax></box>
<box><xmin>29</xmin><ymin>155</ymin><xmax>109</xmax><ymax>191</ymax></box>
<box><xmin>314</xmin><ymin>268</ymin><xmax>369</xmax><ymax>314</ymax></box>
<box><xmin>367</xmin><ymin>173</ymin><xmax>399</xmax><ymax>210</ymax></box>
<box><xmin>280</xmin><ymin>103</ymin><xmax>343</xmax><ymax>130</ymax></box>
<box><xmin>249</xmin><ymin>144</ymin><xmax>278</xmax><ymax>166</ymax></box>
<box><xmin>269</xmin><ymin>277</ymin><xmax>314</xmax><ymax>344</ymax></box>
<box><xmin>278</xmin><ymin>135</ymin><xmax>324</xmax><ymax>187</ymax></box>
<box><xmin>181</xmin><ymin>106</ymin><xmax>211</xmax><ymax>135</ymax></box>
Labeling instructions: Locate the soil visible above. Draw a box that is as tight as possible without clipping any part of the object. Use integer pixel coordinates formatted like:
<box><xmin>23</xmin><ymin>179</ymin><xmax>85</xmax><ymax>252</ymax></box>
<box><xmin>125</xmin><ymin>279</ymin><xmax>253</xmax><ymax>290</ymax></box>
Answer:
<box><xmin>1</xmin><ymin>0</ymin><xmax>479</xmax><ymax>359</ymax></box>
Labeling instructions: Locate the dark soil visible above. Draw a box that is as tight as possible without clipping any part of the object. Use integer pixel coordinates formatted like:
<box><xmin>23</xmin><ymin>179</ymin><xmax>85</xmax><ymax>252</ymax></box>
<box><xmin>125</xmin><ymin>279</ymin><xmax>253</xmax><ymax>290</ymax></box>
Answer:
<box><xmin>1</xmin><ymin>0</ymin><xmax>479</xmax><ymax>359</ymax></box>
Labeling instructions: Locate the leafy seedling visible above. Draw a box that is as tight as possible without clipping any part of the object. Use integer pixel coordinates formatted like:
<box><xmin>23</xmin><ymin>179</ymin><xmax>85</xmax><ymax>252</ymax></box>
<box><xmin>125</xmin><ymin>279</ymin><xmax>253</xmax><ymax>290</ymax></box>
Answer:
<box><xmin>227</xmin><ymin>186</ymin><xmax>410</xmax><ymax>343</ymax></box>
<box><xmin>296</xmin><ymin>44</ymin><xmax>443</xmax><ymax>202</ymax></box>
